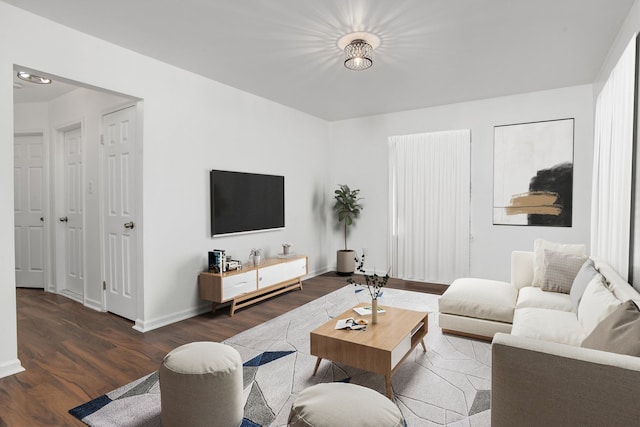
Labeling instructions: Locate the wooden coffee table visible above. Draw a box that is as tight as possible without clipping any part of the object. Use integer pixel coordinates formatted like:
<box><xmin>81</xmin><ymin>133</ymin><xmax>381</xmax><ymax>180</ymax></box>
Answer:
<box><xmin>310</xmin><ymin>302</ymin><xmax>428</xmax><ymax>397</ymax></box>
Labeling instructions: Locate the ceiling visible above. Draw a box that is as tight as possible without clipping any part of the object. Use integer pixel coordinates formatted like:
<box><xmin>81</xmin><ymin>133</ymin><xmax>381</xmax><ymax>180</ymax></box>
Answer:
<box><xmin>6</xmin><ymin>0</ymin><xmax>635</xmax><ymax>121</ymax></box>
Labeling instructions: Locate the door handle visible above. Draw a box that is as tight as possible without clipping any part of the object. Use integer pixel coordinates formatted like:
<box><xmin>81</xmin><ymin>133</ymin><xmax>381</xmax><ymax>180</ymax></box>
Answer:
<box><xmin>40</xmin><ymin>217</ymin><xmax>44</xmax><ymax>222</ymax></box>
<box><xmin>59</xmin><ymin>217</ymin><xmax>68</xmax><ymax>223</ymax></box>
<box><xmin>124</xmin><ymin>221</ymin><xmax>135</xmax><ymax>229</ymax></box>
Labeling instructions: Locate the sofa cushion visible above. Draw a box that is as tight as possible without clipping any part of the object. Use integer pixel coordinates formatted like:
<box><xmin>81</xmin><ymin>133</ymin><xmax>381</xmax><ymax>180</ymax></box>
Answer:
<box><xmin>593</xmin><ymin>257</ymin><xmax>640</xmax><ymax>306</ymax></box>
<box><xmin>511</xmin><ymin>307</ymin><xmax>585</xmax><ymax>346</ymax></box>
<box><xmin>577</xmin><ymin>274</ymin><xmax>621</xmax><ymax>335</ymax></box>
<box><xmin>581</xmin><ymin>300</ymin><xmax>640</xmax><ymax>356</ymax></box>
<box><xmin>569</xmin><ymin>259</ymin><xmax>598</xmax><ymax>312</ymax></box>
<box><xmin>532</xmin><ymin>239</ymin><xmax>586</xmax><ymax>287</ymax></box>
<box><xmin>541</xmin><ymin>250</ymin><xmax>588</xmax><ymax>294</ymax></box>
<box><xmin>439</xmin><ymin>278</ymin><xmax>517</xmax><ymax>323</ymax></box>
<box><xmin>516</xmin><ymin>286</ymin><xmax>573</xmax><ymax>312</ymax></box>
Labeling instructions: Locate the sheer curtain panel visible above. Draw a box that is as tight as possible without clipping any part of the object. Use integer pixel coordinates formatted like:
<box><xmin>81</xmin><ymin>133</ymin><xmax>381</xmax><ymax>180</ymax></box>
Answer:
<box><xmin>591</xmin><ymin>34</ymin><xmax>637</xmax><ymax>281</ymax></box>
<box><xmin>389</xmin><ymin>130</ymin><xmax>471</xmax><ymax>284</ymax></box>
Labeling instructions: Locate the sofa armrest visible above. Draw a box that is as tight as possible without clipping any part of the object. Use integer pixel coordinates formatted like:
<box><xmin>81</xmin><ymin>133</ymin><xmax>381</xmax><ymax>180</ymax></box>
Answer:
<box><xmin>510</xmin><ymin>251</ymin><xmax>534</xmax><ymax>289</ymax></box>
<box><xmin>492</xmin><ymin>333</ymin><xmax>640</xmax><ymax>427</ymax></box>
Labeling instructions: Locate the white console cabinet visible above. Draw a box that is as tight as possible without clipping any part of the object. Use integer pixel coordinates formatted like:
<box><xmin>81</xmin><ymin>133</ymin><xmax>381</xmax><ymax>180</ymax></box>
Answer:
<box><xmin>198</xmin><ymin>255</ymin><xmax>308</xmax><ymax>316</ymax></box>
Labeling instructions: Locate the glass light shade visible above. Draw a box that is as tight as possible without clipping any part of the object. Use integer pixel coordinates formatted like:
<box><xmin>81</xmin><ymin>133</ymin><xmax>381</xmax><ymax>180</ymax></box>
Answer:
<box><xmin>344</xmin><ymin>39</ymin><xmax>373</xmax><ymax>70</ymax></box>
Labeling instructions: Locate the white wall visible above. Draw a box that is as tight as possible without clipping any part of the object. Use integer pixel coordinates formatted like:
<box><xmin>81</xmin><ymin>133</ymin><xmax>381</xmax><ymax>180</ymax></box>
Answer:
<box><xmin>329</xmin><ymin>85</ymin><xmax>594</xmax><ymax>282</ymax></box>
<box><xmin>14</xmin><ymin>102</ymin><xmax>48</xmax><ymax>131</ymax></box>
<box><xmin>0</xmin><ymin>2</ymin><xmax>330</xmax><ymax>376</ymax></box>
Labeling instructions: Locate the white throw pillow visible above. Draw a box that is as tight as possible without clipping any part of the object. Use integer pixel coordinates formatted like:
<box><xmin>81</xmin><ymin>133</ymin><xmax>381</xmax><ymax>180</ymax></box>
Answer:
<box><xmin>577</xmin><ymin>274</ymin><xmax>621</xmax><ymax>335</ymax></box>
<box><xmin>532</xmin><ymin>239</ymin><xmax>586</xmax><ymax>287</ymax></box>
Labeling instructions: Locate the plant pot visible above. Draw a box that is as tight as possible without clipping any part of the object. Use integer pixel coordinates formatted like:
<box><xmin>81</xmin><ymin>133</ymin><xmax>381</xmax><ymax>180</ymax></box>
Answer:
<box><xmin>336</xmin><ymin>250</ymin><xmax>355</xmax><ymax>276</ymax></box>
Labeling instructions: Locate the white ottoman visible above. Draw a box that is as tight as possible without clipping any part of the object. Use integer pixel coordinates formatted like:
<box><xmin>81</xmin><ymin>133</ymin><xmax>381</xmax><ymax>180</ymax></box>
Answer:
<box><xmin>288</xmin><ymin>383</ymin><xmax>404</xmax><ymax>427</ymax></box>
<box><xmin>438</xmin><ymin>278</ymin><xmax>517</xmax><ymax>339</ymax></box>
<box><xmin>160</xmin><ymin>341</ymin><xmax>243</xmax><ymax>427</ymax></box>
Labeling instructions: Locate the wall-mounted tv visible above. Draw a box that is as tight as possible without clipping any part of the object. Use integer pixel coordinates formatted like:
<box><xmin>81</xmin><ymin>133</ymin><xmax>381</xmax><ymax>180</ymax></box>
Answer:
<box><xmin>210</xmin><ymin>170</ymin><xmax>285</xmax><ymax>236</ymax></box>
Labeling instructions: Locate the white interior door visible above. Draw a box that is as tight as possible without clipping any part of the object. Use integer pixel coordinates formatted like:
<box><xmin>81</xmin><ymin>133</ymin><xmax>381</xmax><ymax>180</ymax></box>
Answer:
<box><xmin>14</xmin><ymin>134</ymin><xmax>45</xmax><ymax>288</ymax></box>
<box><xmin>61</xmin><ymin>126</ymin><xmax>84</xmax><ymax>296</ymax></box>
<box><xmin>103</xmin><ymin>106</ymin><xmax>137</xmax><ymax>320</ymax></box>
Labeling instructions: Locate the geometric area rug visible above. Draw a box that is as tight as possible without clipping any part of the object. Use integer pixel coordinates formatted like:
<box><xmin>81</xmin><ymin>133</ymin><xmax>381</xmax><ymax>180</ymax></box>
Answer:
<box><xmin>69</xmin><ymin>285</ymin><xmax>492</xmax><ymax>426</ymax></box>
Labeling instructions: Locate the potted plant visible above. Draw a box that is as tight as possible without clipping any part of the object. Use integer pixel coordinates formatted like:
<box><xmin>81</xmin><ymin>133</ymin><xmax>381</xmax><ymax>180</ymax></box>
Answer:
<box><xmin>347</xmin><ymin>252</ymin><xmax>389</xmax><ymax>324</ymax></box>
<box><xmin>333</xmin><ymin>184</ymin><xmax>363</xmax><ymax>275</ymax></box>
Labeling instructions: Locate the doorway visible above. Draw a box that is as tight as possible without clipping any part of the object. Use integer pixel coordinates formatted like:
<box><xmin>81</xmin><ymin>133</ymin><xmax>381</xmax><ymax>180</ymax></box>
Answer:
<box><xmin>14</xmin><ymin>132</ymin><xmax>46</xmax><ymax>289</ymax></box>
<box><xmin>13</xmin><ymin>67</ymin><xmax>142</xmax><ymax>321</ymax></box>
<box><xmin>102</xmin><ymin>106</ymin><xmax>138</xmax><ymax>320</ymax></box>
<box><xmin>55</xmin><ymin>124</ymin><xmax>84</xmax><ymax>301</ymax></box>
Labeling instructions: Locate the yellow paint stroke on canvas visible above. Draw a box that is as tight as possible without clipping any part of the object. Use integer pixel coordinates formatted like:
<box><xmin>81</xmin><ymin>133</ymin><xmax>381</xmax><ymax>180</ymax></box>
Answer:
<box><xmin>505</xmin><ymin>191</ymin><xmax>562</xmax><ymax>216</ymax></box>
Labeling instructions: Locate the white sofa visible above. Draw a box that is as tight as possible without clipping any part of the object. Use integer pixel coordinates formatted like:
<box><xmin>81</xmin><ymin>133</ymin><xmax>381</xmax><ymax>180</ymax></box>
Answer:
<box><xmin>439</xmin><ymin>251</ymin><xmax>640</xmax><ymax>340</ymax></box>
<box><xmin>439</xmin><ymin>250</ymin><xmax>640</xmax><ymax>426</ymax></box>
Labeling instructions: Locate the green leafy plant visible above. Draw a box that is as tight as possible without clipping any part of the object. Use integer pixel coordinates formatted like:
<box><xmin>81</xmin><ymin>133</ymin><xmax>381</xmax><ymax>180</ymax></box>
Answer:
<box><xmin>347</xmin><ymin>252</ymin><xmax>389</xmax><ymax>300</ymax></box>
<box><xmin>333</xmin><ymin>184</ymin><xmax>363</xmax><ymax>250</ymax></box>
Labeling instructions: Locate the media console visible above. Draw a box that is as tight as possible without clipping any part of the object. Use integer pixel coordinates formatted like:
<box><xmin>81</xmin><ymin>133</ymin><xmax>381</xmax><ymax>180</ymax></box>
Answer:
<box><xmin>198</xmin><ymin>255</ymin><xmax>308</xmax><ymax>316</ymax></box>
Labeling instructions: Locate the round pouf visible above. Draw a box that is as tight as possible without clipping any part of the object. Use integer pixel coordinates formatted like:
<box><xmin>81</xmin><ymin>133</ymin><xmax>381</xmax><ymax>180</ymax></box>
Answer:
<box><xmin>160</xmin><ymin>341</ymin><xmax>243</xmax><ymax>427</ymax></box>
<box><xmin>288</xmin><ymin>383</ymin><xmax>404</xmax><ymax>427</ymax></box>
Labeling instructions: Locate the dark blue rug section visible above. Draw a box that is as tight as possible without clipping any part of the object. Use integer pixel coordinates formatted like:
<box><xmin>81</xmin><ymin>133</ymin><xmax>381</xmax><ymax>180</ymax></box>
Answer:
<box><xmin>243</xmin><ymin>350</ymin><xmax>295</xmax><ymax>367</ymax></box>
<box><xmin>241</xmin><ymin>418</ymin><xmax>262</xmax><ymax>427</ymax></box>
<box><xmin>69</xmin><ymin>391</ymin><xmax>266</xmax><ymax>427</ymax></box>
<box><xmin>69</xmin><ymin>394</ymin><xmax>111</xmax><ymax>420</ymax></box>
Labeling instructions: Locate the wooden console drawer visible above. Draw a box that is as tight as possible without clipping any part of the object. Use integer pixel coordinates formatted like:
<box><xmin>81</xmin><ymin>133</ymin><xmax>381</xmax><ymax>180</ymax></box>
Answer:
<box><xmin>222</xmin><ymin>270</ymin><xmax>257</xmax><ymax>299</ymax></box>
<box><xmin>258</xmin><ymin>257</ymin><xmax>307</xmax><ymax>289</ymax></box>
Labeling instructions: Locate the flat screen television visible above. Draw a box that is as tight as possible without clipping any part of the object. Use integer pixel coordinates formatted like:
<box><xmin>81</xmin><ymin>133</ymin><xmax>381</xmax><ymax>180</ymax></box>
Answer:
<box><xmin>210</xmin><ymin>170</ymin><xmax>285</xmax><ymax>236</ymax></box>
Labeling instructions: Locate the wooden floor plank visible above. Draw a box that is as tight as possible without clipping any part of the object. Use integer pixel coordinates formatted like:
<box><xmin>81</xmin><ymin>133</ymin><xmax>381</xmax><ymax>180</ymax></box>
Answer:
<box><xmin>0</xmin><ymin>272</ymin><xmax>444</xmax><ymax>426</ymax></box>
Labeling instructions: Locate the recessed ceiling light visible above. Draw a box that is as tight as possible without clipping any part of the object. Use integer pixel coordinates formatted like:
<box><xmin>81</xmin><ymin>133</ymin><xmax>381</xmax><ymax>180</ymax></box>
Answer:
<box><xmin>17</xmin><ymin>71</ymin><xmax>52</xmax><ymax>84</ymax></box>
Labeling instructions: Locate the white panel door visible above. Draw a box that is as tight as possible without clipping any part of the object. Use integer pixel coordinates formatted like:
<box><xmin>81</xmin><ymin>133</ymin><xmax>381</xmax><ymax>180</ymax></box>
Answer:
<box><xmin>62</xmin><ymin>127</ymin><xmax>84</xmax><ymax>296</ymax></box>
<box><xmin>103</xmin><ymin>106</ymin><xmax>137</xmax><ymax>320</ymax></box>
<box><xmin>14</xmin><ymin>134</ymin><xmax>45</xmax><ymax>288</ymax></box>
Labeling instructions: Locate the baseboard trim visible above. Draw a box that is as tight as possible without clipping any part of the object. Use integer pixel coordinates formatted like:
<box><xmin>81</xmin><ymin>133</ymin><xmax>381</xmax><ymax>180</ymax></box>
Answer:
<box><xmin>133</xmin><ymin>303</ymin><xmax>211</xmax><ymax>333</ymax></box>
<box><xmin>0</xmin><ymin>359</ymin><xmax>25</xmax><ymax>379</ymax></box>
<box><xmin>84</xmin><ymin>297</ymin><xmax>103</xmax><ymax>312</ymax></box>
<box><xmin>131</xmin><ymin>266</ymin><xmax>333</xmax><ymax>333</ymax></box>
<box><xmin>58</xmin><ymin>289</ymin><xmax>83</xmax><ymax>304</ymax></box>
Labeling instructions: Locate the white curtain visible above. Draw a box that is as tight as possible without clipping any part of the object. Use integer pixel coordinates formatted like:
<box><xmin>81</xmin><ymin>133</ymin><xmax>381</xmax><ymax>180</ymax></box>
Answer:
<box><xmin>389</xmin><ymin>130</ymin><xmax>471</xmax><ymax>284</ymax></box>
<box><xmin>592</xmin><ymin>35</ymin><xmax>637</xmax><ymax>281</ymax></box>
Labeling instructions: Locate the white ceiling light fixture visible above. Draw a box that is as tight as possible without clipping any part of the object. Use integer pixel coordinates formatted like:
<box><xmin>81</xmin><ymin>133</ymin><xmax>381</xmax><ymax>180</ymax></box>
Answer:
<box><xmin>338</xmin><ymin>32</ymin><xmax>381</xmax><ymax>71</ymax></box>
<box><xmin>17</xmin><ymin>71</ymin><xmax>52</xmax><ymax>84</ymax></box>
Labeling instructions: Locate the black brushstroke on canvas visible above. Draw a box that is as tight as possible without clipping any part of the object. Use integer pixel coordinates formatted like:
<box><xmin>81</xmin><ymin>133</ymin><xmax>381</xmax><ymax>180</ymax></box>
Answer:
<box><xmin>528</xmin><ymin>162</ymin><xmax>573</xmax><ymax>227</ymax></box>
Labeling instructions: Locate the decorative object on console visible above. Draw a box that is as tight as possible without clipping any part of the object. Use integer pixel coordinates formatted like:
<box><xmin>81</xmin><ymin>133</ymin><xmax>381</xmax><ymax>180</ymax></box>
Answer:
<box><xmin>493</xmin><ymin>118</ymin><xmax>574</xmax><ymax>227</ymax></box>
<box><xmin>209</xmin><ymin>249</ymin><xmax>226</xmax><ymax>273</ymax></box>
<box><xmin>250</xmin><ymin>248</ymin><xmax>262</xmax><ymax>266</ymax></box>
<box><xmin>347</xmin><ymin>252</ymin><xmax>389</xmax><ymax>324</ymax></box>
<box><xmin>282</xmin><ymin>242</ymin><xmax>291</xmax><ymax>255</ymax></box>
<box><xmin>333</xmin><ymin>184</ymin><xmax>363</xmax><ymax>276</ymax></box>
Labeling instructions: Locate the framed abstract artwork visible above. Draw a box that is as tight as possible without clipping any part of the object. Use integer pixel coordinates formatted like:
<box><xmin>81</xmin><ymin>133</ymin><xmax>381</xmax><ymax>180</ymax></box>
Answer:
<box><xmin>493</xmin><ymin>118</ymin><xmax>574</xmax><ymax>227</ymax></box>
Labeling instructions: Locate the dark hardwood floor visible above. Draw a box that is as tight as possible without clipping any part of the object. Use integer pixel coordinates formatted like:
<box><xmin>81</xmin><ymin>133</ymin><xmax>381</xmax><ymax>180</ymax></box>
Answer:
<box><xmin>0</xmin><ymin>273</ymin><xmax>445</xmax><ymax>426</ymax></box>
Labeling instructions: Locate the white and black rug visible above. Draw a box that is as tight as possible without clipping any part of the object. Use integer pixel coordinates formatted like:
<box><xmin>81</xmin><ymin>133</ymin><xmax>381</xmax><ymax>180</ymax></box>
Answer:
<box><xmin>70</xmin><ymin>286</ymin><xmax>492</xmax><ymax>426</ymax></box>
